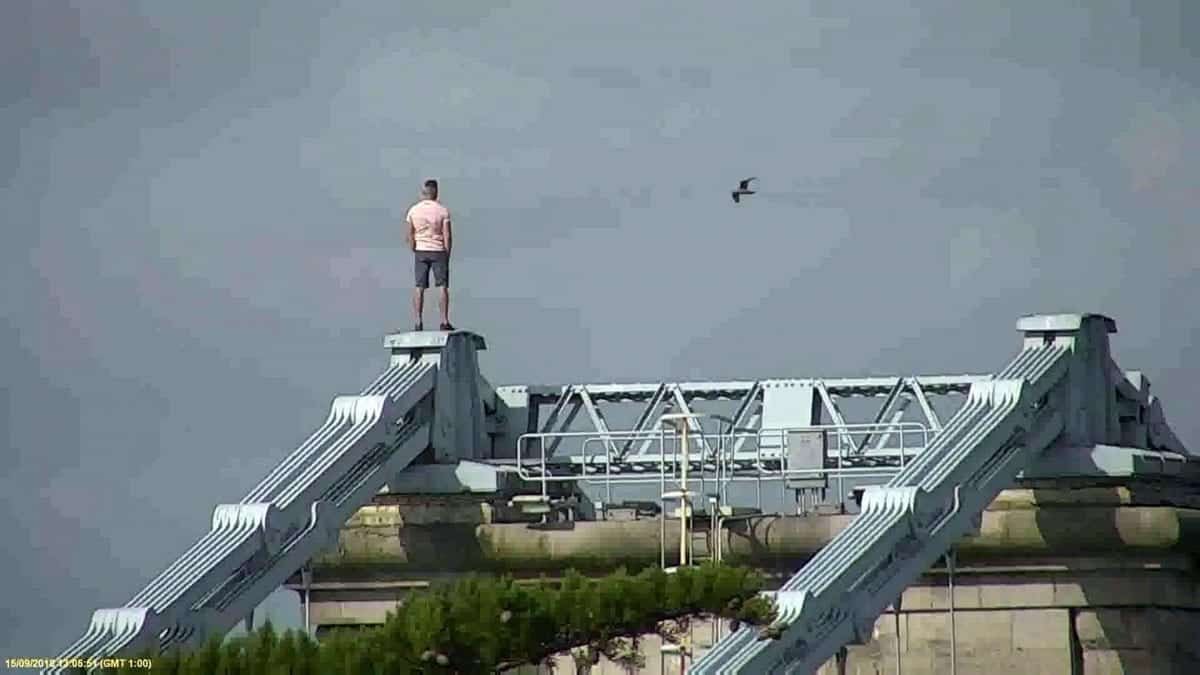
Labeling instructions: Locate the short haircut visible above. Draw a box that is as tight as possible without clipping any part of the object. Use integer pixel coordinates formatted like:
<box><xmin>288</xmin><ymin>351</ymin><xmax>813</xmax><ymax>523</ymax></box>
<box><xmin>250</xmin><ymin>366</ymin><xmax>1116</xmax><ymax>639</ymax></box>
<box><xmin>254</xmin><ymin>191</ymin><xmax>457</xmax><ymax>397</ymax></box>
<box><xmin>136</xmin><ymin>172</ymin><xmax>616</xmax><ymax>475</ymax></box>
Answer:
<box><xmin>422</xmin><ymin>179</ymin><xmax>439</xmax><ymax>199</ymax></box>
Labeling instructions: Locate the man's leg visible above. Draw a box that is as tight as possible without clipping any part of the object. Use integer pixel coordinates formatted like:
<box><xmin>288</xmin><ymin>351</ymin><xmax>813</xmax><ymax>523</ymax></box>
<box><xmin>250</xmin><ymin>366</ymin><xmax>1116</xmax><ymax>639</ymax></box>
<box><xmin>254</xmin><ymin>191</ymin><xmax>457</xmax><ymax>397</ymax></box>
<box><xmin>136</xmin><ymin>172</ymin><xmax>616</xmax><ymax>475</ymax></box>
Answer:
<box><xmin>433</xmin><ymin>252</ymin><xmax>452</xmax><ymax>329</ymax></box>
<box><xmin>438</xmin><ymin>287</ymin><xmax>450</xmax><ymax>327</ymax></box>
<box><xmin>412</xmin><ymin>287</ymin><xmax>425</xmax><ymax>328</ymax></box>
<box><xmin>413</xmin><ymin>253</ymin><xmax>431</xmax><ymax>329</ymax></box>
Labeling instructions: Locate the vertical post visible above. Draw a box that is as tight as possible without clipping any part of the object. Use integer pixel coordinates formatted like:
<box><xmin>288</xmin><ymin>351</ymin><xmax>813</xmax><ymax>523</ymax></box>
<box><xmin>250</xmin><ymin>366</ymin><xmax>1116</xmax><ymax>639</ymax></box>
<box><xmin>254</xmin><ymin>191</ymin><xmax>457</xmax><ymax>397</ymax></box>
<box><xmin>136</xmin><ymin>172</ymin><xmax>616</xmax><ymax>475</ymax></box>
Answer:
<box><xmin>778</xmin><ymin>430</ymin><xmax>786</xmax><ymax>507</ymax></box>
<box><xmin>539</xmin><ymin>437</ymin><xmax>548</xmax><ymax>500</ymax></box>
<box><xmin>755</xmin><ymin>428</ymin><xmax>764</xmax><ymax>511</ymax></box>
<box><xmin>893</xmin><ymin>595</ymin><xmax>903</xmax><ymax>675</ymax></box>
<box><xmin>662</xmin><ymin>425</ymin><xmax>672</xmax><ymax>566</ymax></box>
<box><xmin>680</xmin><ymin>422</ymin><xmax>690</xmax><ymax>568</ymax></box>
<box><xmin>244</xmin><ymin>608</ymin><xmax>254</xmax><ymax>634</ymax></box>
<box><xmin>948</xmin><ymin>552</ymin><xmax>958</xmax><ymax>675</ymax></box>
<box><xmin>709</xmin><ymin>496</ymin><xmax>718</xmax><ymax>564</ymax></box>
<box><xmin>605</xmin><ymin>439</ymin><xmax>613</xmax><ymax>507</ymax></box>
<box><xmin>837</xmin><ymin>430</ymin><xmax>845</xmax><ymax>513</ymax></box>
<box><xmin>301</xmin><ymin>565</ymin><xmax>313</xmax><ymax>635</ymax></box>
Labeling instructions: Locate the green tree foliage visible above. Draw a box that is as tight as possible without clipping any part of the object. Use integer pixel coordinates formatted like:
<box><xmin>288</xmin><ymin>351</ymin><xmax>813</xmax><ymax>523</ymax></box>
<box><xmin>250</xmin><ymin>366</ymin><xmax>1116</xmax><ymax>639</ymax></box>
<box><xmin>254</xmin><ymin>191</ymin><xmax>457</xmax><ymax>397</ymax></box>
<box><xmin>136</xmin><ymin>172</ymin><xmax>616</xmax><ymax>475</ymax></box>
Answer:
<box><xmin>97</xmin><ymin>564</ymin><xmax>775</xmax><ymax>675</ymax></box>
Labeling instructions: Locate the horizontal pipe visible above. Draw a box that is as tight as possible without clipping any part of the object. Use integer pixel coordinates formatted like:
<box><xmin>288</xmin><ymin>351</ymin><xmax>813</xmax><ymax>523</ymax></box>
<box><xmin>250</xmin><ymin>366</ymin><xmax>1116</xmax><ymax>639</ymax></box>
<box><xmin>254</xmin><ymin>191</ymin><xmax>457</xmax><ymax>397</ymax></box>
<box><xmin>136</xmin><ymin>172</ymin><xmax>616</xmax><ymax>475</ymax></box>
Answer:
<box><xmin>312</xmin><ymin>505</ymin><xmax>1200</xmax><ymax>576</ymax></box>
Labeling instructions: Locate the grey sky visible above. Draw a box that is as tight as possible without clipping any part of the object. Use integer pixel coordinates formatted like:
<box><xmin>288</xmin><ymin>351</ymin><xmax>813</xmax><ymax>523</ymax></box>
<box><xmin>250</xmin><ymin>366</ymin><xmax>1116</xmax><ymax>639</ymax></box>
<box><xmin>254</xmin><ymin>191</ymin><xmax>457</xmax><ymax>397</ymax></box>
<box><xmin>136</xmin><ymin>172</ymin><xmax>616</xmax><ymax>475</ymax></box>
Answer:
<box><xmin>2</xmin><ymin>0</ymin><xmax>1197</xmax><ymax>657</ymax></box>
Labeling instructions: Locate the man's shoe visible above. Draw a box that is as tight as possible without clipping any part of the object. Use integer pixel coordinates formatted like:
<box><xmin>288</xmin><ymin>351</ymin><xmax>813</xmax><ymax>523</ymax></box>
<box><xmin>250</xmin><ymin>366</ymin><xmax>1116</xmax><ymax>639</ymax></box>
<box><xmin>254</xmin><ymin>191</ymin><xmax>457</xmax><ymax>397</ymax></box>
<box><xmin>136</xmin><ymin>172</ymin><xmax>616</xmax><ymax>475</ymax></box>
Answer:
<box><xmin>439</xmin><ymin>323</ymin><xmax>455</xmax><ymax>331</ymax></box>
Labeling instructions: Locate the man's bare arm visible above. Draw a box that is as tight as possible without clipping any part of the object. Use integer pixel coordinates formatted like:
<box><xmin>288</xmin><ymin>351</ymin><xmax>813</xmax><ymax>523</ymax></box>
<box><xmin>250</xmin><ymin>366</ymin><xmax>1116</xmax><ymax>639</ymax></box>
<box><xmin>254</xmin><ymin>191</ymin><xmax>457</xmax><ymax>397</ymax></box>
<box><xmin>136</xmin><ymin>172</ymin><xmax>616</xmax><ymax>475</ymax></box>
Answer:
<box><xmin>406</xmin><ymin>216</ymin><xmax>416</xmax><ymax>251</ymax></box>
<box><xmin>443</xmin><ymin>218</ymin><xmax>452</xmax><ymax>256</ymax></box>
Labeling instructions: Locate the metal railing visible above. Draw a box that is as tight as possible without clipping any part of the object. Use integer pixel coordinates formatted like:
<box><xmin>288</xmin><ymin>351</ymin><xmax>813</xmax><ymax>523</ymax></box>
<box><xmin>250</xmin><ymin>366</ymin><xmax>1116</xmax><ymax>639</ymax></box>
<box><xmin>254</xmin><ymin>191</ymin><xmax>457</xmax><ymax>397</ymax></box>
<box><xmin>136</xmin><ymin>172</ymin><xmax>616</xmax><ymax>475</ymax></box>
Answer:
<box><xmin>513</xmin><ymin>420</ymin><xmax>931</xmax><ymax>507</ymax></box>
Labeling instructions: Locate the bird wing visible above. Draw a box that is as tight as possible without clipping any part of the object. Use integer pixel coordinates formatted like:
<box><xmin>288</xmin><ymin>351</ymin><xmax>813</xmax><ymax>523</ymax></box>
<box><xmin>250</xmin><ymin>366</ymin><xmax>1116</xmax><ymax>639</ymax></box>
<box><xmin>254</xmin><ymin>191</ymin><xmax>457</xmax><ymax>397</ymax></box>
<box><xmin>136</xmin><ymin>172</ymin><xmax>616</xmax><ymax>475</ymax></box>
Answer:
<box><xmin>738</xmin><ymin>177</ymin><xmax>757</xmax><ymax>190</ymax></box>
<box><xmin>731</xmin><ymin>191</ymin><xmax>740</xmax><ymax>203</ymax></box>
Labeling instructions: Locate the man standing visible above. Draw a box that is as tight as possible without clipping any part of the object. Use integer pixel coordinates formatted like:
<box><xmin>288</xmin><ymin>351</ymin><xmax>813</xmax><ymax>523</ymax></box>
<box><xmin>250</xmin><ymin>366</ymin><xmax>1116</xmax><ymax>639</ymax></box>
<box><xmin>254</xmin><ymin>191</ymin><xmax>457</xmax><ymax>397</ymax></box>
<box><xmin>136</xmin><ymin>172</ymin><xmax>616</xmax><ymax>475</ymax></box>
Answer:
<box><xmin>406</xmin><ymin>179</ymin><xmax>454</xmax><ymax>331</ymax></box>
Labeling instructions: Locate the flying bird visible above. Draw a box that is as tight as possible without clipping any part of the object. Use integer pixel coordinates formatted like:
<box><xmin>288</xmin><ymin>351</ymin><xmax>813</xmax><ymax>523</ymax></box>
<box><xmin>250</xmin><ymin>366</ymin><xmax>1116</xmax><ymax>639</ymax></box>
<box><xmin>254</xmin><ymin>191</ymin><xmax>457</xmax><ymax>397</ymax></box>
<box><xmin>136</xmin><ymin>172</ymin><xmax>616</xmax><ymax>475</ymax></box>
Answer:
<box><xmin>731</xmin><ymin>177</ymin><xmax>756</xmax><ymax>203</ymax></box>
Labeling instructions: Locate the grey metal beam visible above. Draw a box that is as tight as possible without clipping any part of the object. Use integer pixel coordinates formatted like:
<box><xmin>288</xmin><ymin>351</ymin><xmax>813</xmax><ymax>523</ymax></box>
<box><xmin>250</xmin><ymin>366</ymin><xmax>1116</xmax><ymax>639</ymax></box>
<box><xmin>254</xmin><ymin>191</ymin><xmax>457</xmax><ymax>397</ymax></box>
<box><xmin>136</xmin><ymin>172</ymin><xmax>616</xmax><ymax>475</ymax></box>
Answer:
<box><xmin>577</xmin><ymin>387</ymin><xmax>620</xmax><ymax>461</ymax></box>
<box><xmin>544</xmin><ymin>398</ymin><xmax>583</xmax><ymax>456</ymax></box>
<box><xmin>856</xmin><ymin>379</ymin><xmax>904</xmax><ymax>453</ymax></box>
<box><xmin>620</xmin><ymin>383</ymin><xmax>670</xmax><ymax>460</ymax></box>
<box><xmin>521</xmin><ymin>375</ymin><xmax>989</xmax><ymax>403</ymax></box>
<box><xmin>669</xmin><ymin>385</ymin><xmax>716</xmax><ymax>459</ymax></box>
<box><xmin>910</xmin><ymin>377</ymin><xmax>943</xmax><ymax>432</ymax></box>
<box><xmin>538</xmin><ymin>387</ymin><xmax>575</xmax><ymax>434</ymax></box>
<box><xmin>814</xmin><ymin>381</ymin><xmax>856</xmax><ymax>453</ymax></box>
<box><xmin>871</xmin><ymin>397</ymin><xmax>914</xmax><ymax>452</ymax></box>
<box><xmin>729</xmin><ymin>382</ymin><xmax>763</xmax><ymax>454</ymax></box>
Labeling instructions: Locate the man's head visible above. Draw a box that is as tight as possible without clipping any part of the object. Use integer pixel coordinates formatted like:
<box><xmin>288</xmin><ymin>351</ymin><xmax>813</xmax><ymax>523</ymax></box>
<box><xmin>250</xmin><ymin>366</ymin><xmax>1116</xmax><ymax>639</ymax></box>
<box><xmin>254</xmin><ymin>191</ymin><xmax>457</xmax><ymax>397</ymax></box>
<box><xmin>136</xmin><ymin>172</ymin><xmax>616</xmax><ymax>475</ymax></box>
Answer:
<box><xmin>421</xmin><ymin>179</ymin><xmax>439</xmax><ymax>201</ymax></box>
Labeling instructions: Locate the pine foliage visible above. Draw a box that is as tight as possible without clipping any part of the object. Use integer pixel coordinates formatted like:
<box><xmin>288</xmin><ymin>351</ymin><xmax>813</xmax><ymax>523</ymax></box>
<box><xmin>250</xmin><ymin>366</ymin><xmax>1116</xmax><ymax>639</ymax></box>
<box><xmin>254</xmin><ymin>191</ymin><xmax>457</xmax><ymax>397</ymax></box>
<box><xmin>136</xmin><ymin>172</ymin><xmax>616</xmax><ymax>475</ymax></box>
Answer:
<box><xmin>96</xmin><ymin>564</ymin><xmax>774</xmax><ymax>675</ymax></box>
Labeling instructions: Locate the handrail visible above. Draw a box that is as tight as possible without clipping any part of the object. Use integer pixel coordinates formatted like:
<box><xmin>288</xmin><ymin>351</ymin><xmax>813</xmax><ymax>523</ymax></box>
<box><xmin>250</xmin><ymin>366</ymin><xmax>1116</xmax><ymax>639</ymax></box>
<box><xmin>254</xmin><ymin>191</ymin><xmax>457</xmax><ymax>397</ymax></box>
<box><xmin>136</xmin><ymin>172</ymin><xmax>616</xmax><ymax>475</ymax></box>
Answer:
<box><xmin>513</xmin><ymin>421</ymin><xmax>931</xmax><ymax>505</ymax></box>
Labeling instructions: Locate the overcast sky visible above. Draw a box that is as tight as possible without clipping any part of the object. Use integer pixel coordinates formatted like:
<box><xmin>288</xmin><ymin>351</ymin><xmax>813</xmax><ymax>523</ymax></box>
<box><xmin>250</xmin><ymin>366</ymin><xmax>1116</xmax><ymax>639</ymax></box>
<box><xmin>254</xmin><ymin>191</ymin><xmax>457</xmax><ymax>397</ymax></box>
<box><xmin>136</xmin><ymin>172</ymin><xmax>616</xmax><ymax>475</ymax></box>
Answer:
<box><xmin>2</xmin><ymin>0</ymin><xmax>1198</xmax><ymax>657</ymax></box>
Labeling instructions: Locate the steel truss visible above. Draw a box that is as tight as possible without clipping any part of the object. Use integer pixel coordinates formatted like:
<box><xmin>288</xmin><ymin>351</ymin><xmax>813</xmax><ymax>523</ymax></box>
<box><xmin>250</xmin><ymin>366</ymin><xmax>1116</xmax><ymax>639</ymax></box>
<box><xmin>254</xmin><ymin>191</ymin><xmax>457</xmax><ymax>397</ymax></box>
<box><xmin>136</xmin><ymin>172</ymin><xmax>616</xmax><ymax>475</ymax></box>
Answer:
<box><xmin>512</xmin><ymin>375</ymin><xmax>988</xmax><ymax>466</ymax></box>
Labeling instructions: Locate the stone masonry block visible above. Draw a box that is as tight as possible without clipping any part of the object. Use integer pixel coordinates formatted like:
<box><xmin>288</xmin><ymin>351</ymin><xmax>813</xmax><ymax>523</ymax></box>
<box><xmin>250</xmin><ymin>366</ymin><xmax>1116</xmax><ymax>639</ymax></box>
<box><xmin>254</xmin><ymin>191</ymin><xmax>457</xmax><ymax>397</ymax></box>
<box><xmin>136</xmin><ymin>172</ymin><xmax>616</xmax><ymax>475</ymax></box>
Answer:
<box><xmin>905</xmin><ymin>610</ymin><xmax>1013</xmax><ymax>655</ymax></box>
<box><xmin>1082</xmin><ymin>648</ymin><xmax>1159</xmax><ymax>675</ymax></box>
<box><xmin>345</xmin><ymin>505</ymin><xmax>405</xmax><ymax>528</ymax></box>
<box><xmin>1075</xmin><ymin>610</ymin><xmax>1112</xmax><ymax>649</ymax></box>
<box><xmin>871</xmin><ymin>612</ymin><xmax>898</xmax><ymax>637</ymax></box>
<box><xmin>1076</xmin><ymin>608</ymin><xmax>1185</xmax><ymax>652</ymax></box>
<box><xmin>952</xmin><ymin>584</ymin><xmax>983</xmax><ymax>610</ymax></box>
<box><xmin>901</xmin><ymin>584</ymin><xmax>941</xmax><ymax>611</ymax></box>
<box><xmin>1052</xmin><ymin>577</ymin><xmax>1089</xmax><ymax>606</ymax></box>
<box><xmin>978</xmin><ymin>580</ymin><xmax>1056</xmax><ymax>608</ymax></box>
<box><xmin>849</xmin><ymin>648</ymin><xmax>936</xmax><ymax>675</ymax></box>
<box><xmin>1011</xmin><ymin>608</ymin><xmax>1071</xmax><ymax>650</ymax></box>
<box><xmin>903</xmin><ymin>612</ymin><xmax>947</xmax><ymax>652</ymax></box>
<box><xmin>902</xmin><ymin>583</ymin><xmax>981</xmax><ymax>611</ymax></box>
<box><xmin>955</xmin><ymin>610</ymin><xmax>1014</xmax><ymax>654</ymax></box>
<box><xmin>955</xmin><ymin>651</ymin><xmax>1072</xmax><ymax>675</ymax></box>
<box><xmin>1053</xmin><ymin>573</ymin><xmax>1177</xmax><ymax>607</ymax></box>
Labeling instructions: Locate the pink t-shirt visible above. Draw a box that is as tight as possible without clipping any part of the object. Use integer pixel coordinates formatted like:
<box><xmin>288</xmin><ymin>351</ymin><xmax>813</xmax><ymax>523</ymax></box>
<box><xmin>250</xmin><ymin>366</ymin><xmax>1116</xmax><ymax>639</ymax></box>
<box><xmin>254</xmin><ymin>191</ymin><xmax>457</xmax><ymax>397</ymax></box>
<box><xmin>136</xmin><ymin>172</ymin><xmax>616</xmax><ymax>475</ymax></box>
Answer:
<box><xmin>406</xmin><ymin>200</ymin><xmax>451</xmax><ymax>251</ymax></box>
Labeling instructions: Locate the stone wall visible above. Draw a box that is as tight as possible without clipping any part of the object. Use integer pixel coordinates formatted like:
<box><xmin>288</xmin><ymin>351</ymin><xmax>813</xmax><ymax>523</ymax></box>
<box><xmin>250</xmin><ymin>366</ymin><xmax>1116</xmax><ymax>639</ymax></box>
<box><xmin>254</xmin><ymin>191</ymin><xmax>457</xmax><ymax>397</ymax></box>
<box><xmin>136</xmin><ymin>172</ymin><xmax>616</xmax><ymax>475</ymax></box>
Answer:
<box><xmin>292</xmin><ymin>486</ymin><xmax>1200</xmax><ymax>673</ymax></box>
<box><xmin>1074</xmin><ymin>608</ymin><xmax>1200</xmax><ymax>675</ymax></box>
<box><xmin>810</xmin><ymin>558</ymin><xmax>1200</xmax><ymax>675</ymax></box>
<box><xmin>479</xmin><ymin>559</ymin><xmax>1200</xmax><ymax>674</ymax></box>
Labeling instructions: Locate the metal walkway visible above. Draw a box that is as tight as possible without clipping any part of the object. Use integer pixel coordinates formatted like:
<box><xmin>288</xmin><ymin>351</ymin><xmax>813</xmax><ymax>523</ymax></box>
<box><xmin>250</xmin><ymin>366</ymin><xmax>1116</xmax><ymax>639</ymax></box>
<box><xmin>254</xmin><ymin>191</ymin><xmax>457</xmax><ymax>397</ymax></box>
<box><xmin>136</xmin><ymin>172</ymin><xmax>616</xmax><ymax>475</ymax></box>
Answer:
<box><xmin>689</xmin><ymin>313</ymin><xmax>1189</xmax><ymax>674</ymax></box>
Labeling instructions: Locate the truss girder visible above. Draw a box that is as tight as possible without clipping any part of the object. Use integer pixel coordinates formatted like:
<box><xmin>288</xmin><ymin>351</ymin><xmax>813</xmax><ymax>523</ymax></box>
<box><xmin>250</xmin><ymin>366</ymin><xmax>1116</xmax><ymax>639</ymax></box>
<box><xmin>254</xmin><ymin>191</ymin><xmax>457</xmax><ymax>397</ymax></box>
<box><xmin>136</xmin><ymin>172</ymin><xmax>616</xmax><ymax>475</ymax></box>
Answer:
<box><xmin>525</xmin><ymin>375</ymin><xmax>984</xmax><ymax>462</ymax></box>
<box><xmin>524</xmin><ymin>375</ymin><xmax>987</xmax><ymax>405</ymax></box>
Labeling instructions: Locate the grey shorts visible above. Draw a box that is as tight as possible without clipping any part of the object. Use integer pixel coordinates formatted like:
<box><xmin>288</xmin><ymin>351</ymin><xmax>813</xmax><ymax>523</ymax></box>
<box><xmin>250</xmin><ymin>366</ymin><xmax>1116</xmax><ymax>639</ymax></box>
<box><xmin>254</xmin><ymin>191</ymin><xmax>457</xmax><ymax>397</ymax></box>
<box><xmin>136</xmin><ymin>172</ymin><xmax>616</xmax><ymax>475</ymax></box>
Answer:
<box><xmin>414</xmin><ymin>250</ymin><xmax>449</xmax><ymax>288</ymax></box>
